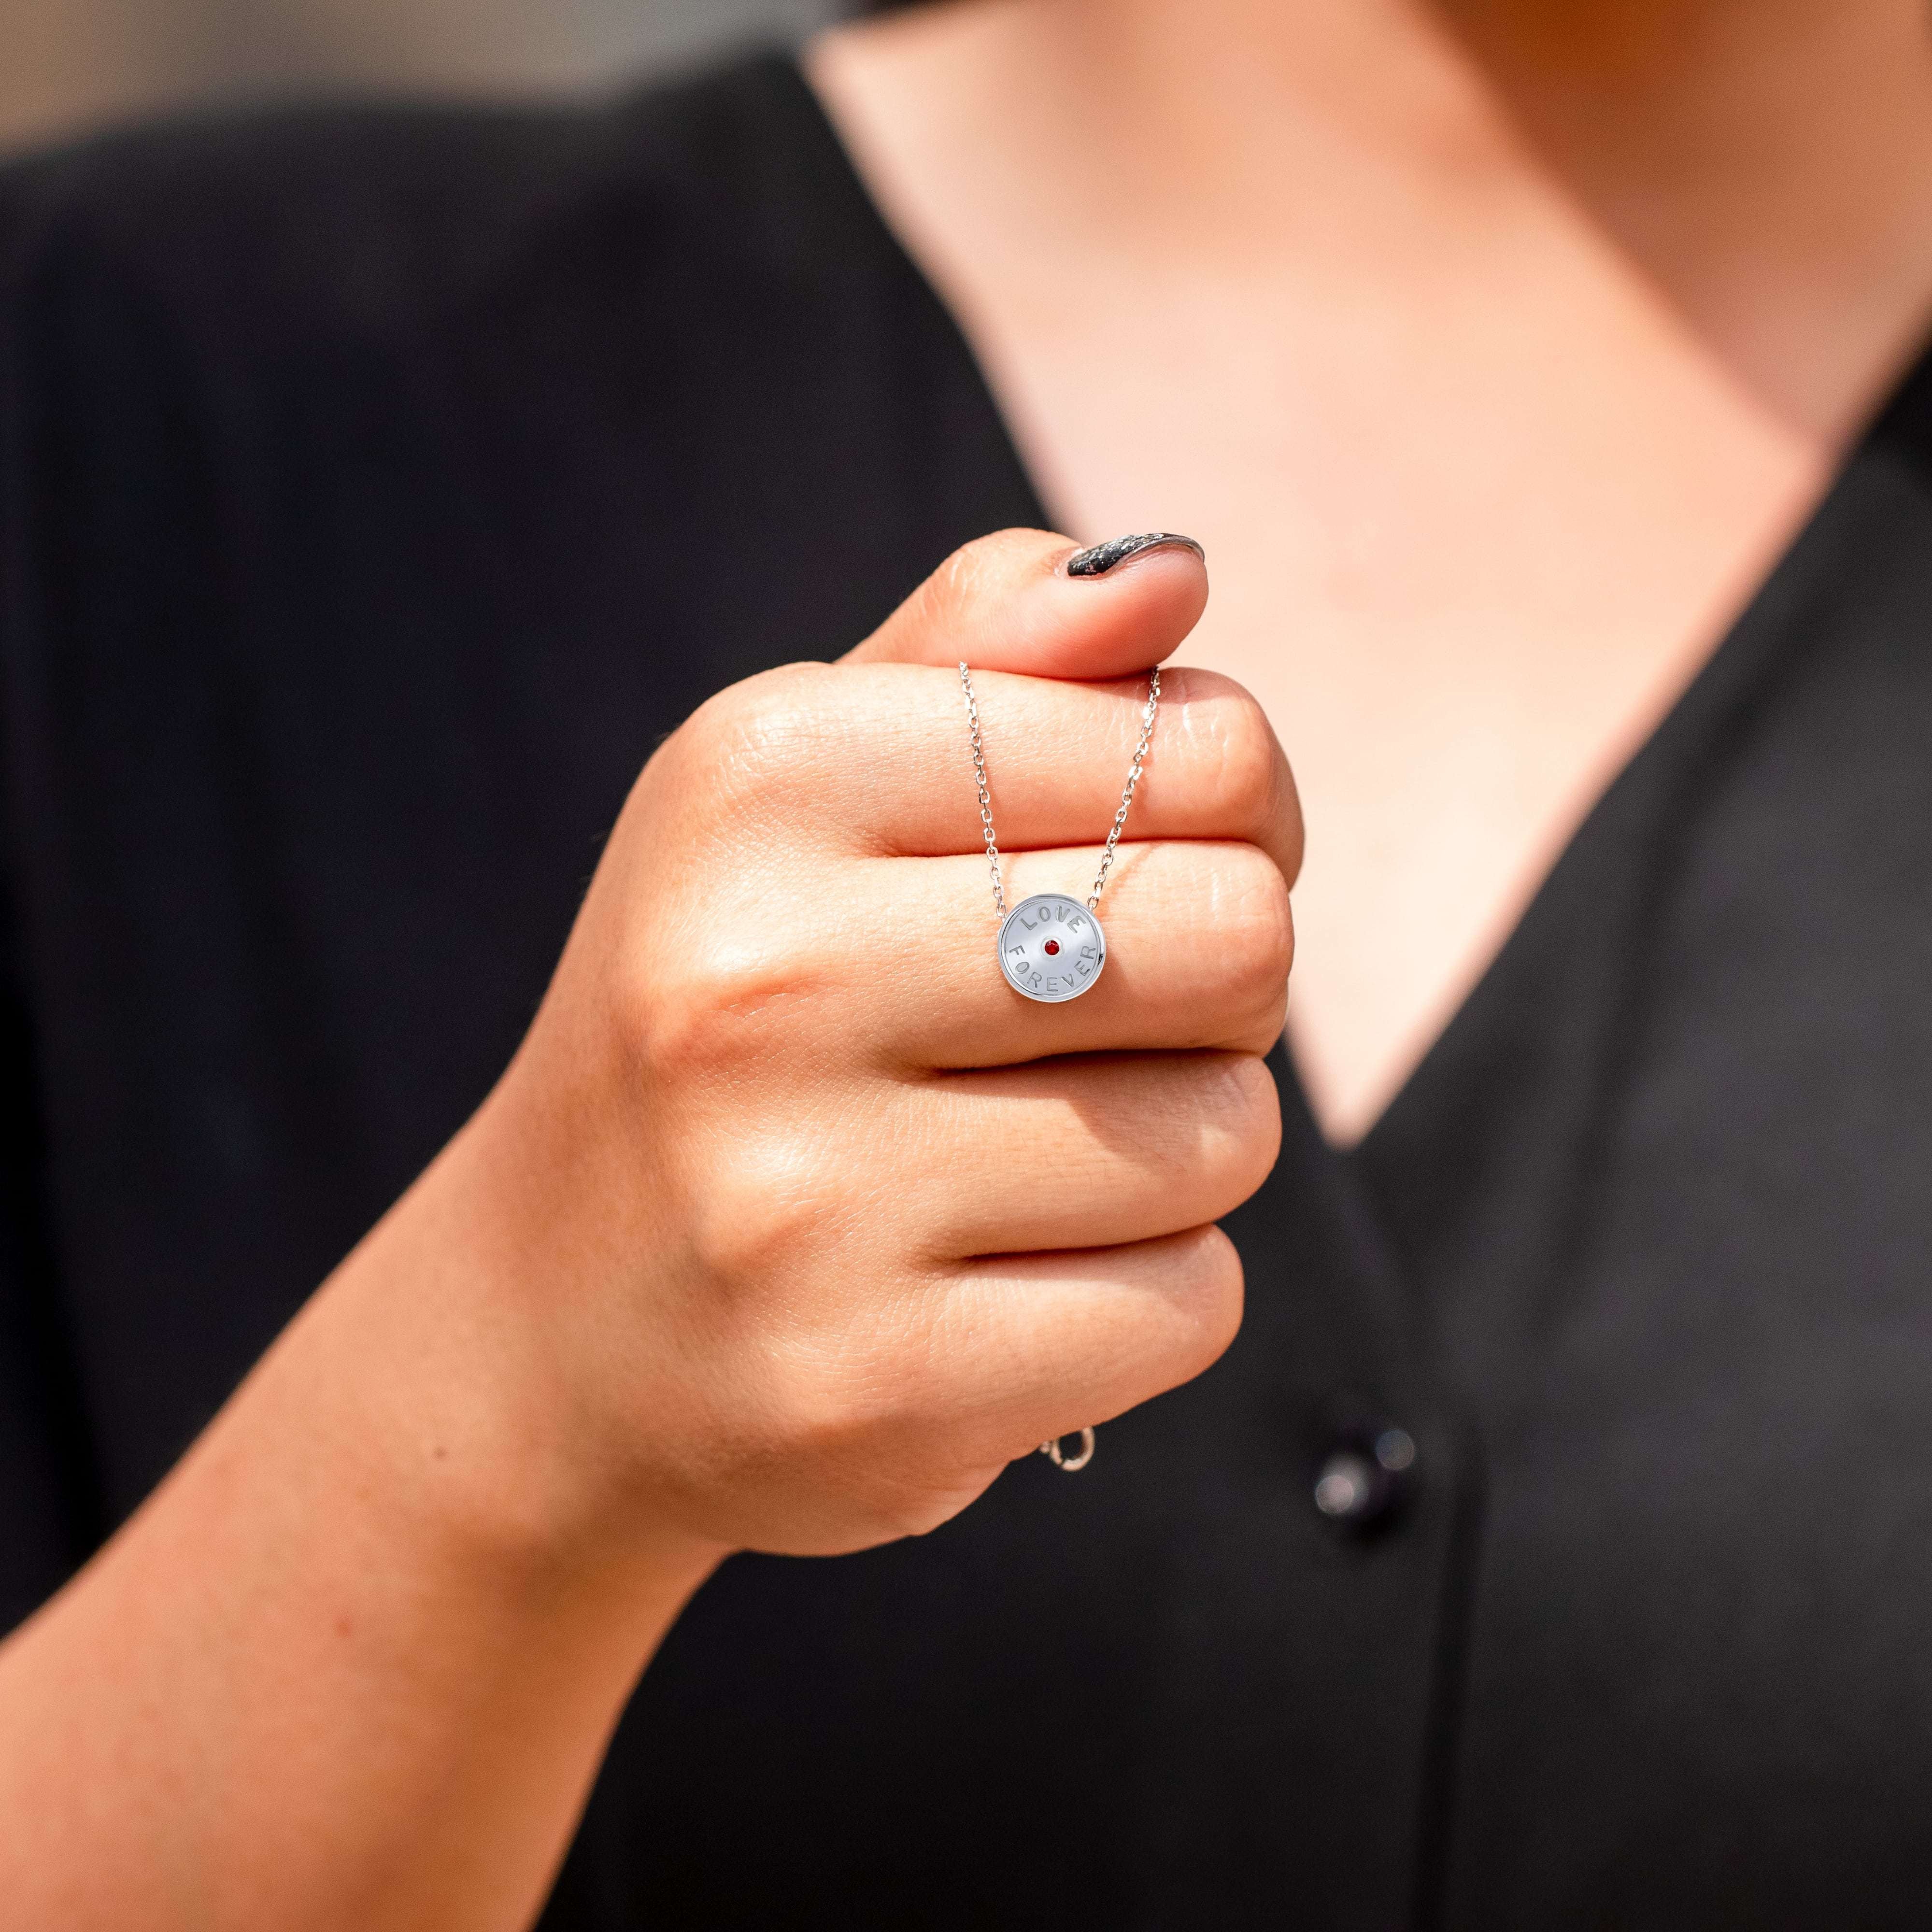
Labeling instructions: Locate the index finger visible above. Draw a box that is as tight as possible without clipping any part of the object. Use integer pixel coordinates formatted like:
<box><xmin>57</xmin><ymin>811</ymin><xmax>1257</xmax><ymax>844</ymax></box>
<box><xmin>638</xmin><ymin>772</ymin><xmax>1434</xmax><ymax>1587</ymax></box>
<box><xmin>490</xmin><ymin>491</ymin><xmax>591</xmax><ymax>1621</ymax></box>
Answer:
<box><xmin>680</xmin><ymin>658</ymin><xmax>1303</xmax><ymax>896</ymax></box>
<box><xmin>857</xmin><ymin>661</ymin><xmax>1304</xmax><ymax>895</ymax></box>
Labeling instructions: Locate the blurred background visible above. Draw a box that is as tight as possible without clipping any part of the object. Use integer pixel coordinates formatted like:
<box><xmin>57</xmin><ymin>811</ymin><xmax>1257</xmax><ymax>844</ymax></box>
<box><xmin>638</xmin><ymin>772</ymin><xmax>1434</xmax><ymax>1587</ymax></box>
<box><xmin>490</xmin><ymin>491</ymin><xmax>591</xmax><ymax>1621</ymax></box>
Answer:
<box><xmin>0</xmin><ymin>0</ymin><xmax>850</xmax><ymax>152</ymax></box>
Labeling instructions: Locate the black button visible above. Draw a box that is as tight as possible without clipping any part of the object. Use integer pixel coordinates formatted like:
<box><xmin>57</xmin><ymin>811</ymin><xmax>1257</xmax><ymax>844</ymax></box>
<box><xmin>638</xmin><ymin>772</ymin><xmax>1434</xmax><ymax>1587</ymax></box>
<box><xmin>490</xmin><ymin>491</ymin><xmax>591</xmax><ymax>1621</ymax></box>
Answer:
<box><xmin>1312</xmin><ymin>1424</ymin><xmax>1417</xmax><ymax>1530</ymax></box>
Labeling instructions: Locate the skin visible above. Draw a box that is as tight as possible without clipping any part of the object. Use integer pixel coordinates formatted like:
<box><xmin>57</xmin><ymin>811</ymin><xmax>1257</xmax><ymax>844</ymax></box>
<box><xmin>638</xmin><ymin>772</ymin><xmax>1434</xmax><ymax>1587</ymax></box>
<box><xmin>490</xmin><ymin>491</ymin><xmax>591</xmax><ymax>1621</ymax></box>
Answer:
<box><xmin>4</xmin><ymin>0</ymin><xmax>1932</xmax><ymax>1923</ymax></box>
<box><xmin>0</xmin><ymin>532</ymin><xmax>1297</xmax><ymax>1928</ymax></box>
<box><xmin>812</xmin><ymin>0</ymin><xmax>1932</xmax><ymax>1138</ymax></box>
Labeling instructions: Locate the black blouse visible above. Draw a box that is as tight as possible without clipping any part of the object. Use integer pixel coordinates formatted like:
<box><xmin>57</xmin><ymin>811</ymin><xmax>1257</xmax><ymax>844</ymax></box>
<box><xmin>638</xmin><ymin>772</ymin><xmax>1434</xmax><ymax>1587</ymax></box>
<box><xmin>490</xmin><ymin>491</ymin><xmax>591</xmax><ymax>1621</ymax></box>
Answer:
<box><xmin>4</xmin><ymin>50</ymin><xmax>1932</xmax><ymax>1932</ymax></box>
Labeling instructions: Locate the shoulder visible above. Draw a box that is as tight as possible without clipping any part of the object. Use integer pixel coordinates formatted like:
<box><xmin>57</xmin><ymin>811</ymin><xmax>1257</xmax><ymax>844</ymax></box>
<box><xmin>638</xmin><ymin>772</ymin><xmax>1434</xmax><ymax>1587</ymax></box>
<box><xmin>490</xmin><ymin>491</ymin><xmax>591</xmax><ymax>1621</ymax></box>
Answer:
<box><xmin>0</xmin><ymin>47</ymin><xmax>1024</xmax><ymax>757</ymax></box>
<box><xmin>0</xmin><ymin>54</ymin><xmax>889</xmax><ymax>383</ymax></box>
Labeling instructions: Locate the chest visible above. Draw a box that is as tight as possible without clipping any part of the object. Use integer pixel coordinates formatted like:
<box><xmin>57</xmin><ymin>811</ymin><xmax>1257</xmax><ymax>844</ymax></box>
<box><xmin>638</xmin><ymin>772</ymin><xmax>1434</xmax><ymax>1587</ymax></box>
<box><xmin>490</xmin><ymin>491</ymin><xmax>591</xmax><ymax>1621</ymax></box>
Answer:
<box><xmin>961</xmin><ymin>216</ymin><xmax>1828</xmax><ymax>1133</ymax></box>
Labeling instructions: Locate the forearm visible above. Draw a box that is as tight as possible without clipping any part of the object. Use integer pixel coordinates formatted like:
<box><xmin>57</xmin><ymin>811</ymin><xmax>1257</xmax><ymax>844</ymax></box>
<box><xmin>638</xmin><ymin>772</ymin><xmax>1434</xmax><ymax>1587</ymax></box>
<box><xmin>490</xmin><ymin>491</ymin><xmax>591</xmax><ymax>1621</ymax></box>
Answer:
<box><xmin>0</xmin><ymin>1115</ymin><xmax>721</xmax><ymax>1932</ymax></box>
<box><xmin>0</xmin><ymin>526</ymin><xmax>1278</xmax><ymax>1926</ymax></box>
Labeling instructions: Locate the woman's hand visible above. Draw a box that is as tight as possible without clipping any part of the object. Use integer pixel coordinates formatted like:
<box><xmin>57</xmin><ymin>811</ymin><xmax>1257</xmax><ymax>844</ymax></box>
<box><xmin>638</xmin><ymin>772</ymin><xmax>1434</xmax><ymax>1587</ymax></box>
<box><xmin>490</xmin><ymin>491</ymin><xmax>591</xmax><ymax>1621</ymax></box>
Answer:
<box><xmin>457</xmin><ymin>526</ymin><xmax>1302</xmax><ymax>1561</ymax></box>
<box><xmin>0</xmin><ymin>528</ymin><xmax>1300</xmax><ymax>1932</ymax></box>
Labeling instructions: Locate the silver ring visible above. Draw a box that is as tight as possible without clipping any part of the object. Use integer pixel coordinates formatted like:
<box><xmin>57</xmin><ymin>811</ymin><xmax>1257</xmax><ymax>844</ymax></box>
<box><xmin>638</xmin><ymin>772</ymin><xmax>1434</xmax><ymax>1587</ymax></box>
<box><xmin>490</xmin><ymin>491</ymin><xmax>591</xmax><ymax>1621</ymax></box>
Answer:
<box><xmin>1040</xmin><ymin>1427</ymin><xmax>1096</xmax><ymax>1472</ymax></box>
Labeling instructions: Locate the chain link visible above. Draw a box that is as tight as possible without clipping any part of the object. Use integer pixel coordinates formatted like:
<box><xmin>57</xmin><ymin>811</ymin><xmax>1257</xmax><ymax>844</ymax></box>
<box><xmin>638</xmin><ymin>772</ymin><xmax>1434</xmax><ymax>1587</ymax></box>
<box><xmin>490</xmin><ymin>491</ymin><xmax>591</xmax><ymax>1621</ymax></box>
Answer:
<box><xmin>1086</xmin><ymin>667</ymin><xmax>1160</xmax><ymax>909</ymax></box>
<box><xmin>958</xmin><ymin>661</ymin><xmax>1155</xmax><ymax>1481</ymax></box>
<box><xmin>958</xmin><ymin>661</ymin><xmax>1007</xmax><ymax>918</ymax></box>
<box><xmin>958</xmin><ymin>662</ymin><xmax>1160</xmax><ymax>920</ymax></box>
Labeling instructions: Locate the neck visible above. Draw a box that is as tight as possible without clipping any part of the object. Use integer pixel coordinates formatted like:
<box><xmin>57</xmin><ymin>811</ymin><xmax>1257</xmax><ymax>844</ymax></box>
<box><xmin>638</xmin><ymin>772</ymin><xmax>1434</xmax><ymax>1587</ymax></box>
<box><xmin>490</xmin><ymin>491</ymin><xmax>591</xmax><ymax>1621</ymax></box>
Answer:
<box><xmin>842</xmin><ymin>0</ymin><xmax>1932</xmax><ymax>439</ymax></box>
<box><xmin>1430</xmin><ymin>0</ymin><xmax>1932</xmax><ymax>431</ymax></box>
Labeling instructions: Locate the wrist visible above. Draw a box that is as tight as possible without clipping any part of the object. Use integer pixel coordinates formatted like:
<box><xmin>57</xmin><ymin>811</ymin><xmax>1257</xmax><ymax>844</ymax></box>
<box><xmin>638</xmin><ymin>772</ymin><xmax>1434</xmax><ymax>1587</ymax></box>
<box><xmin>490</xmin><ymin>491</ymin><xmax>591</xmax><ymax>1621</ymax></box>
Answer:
<box><xmin>306</xmin><ymin>1086</ymin><xmax>725</xmax><ymax>1609</ymax></box>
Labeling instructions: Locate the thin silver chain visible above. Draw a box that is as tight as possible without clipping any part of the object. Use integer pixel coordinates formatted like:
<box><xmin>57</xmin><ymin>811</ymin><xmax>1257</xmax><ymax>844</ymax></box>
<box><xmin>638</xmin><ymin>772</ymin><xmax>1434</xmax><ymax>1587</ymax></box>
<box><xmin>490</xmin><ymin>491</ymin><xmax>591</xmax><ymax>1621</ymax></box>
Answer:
<box><xmin>1085</xmin><ymin>669</ymin><xmax>1161</xmax><ymax>908</ymax></box>
<box><xmin>958</xmin><ymin>662</ymin><xmax>1008</xmax><ymax>918</ymax></box>
<box><xmin>957</xmin><ymin>663</ymin><xmax>1155</xmax><ymax>1481</ymax></box>
<box><xmin>958</xmin><ymin>663</ymin><xmax>1161</xmax><ymax>918</ymax></box>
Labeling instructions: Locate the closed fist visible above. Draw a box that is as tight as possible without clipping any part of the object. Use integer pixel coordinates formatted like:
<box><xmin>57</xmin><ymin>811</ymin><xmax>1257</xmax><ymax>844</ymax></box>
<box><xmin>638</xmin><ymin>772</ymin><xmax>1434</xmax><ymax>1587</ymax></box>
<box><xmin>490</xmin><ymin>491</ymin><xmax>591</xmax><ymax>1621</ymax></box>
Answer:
<box><xmin>469</xmin><ymin>529</ymin><xmax>1302</xmax><ymax>1558</ymax></box>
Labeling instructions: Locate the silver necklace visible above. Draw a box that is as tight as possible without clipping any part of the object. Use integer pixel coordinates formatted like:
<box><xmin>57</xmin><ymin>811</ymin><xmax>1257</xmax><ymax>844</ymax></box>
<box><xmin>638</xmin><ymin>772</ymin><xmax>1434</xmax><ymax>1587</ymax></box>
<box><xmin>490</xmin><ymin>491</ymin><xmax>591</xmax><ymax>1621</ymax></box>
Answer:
<box><xmin>958</xmin><ymin>661</ymin><xmax>1160</xmax><ymax>1006</ymax></box>
<box><xmin>957</xmin><ymin>662</ymin><xmax>1161</xmax><ymax>1478</ymax></box>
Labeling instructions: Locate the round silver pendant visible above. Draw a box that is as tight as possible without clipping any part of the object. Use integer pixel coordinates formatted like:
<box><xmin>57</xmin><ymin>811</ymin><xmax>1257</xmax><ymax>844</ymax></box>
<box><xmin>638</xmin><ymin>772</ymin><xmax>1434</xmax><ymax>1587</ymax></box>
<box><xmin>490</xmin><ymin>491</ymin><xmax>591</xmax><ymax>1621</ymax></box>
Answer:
<box><xmin>998</xmin><ymin>894</ymin><xmax>1107</xmax><ymax>1003</ymax></box>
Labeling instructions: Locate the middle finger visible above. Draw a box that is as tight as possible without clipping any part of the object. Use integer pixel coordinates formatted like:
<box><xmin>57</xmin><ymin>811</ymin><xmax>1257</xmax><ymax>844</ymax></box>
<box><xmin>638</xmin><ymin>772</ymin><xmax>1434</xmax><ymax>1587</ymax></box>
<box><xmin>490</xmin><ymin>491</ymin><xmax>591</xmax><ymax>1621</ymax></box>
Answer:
<box><xmin>823</xmin><ymin>839</ymin><xmax>1294</xmax><ymax>1067</ymax></box>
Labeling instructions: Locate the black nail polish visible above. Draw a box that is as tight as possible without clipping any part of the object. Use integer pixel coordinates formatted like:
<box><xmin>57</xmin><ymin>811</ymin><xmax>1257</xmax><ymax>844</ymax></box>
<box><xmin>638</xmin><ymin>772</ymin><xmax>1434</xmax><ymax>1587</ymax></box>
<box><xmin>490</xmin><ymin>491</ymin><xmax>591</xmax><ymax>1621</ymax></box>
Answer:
<box><xmin>1065</xmin><ymin>532</ymin><xmax>1206</xmax><ymax>578</ymax></box>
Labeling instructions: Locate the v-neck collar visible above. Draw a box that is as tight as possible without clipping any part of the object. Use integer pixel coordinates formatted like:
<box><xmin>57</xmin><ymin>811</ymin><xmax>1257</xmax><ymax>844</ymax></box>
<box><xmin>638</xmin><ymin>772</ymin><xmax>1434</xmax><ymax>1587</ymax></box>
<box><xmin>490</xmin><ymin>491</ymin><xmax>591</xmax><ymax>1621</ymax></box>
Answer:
<box><xmin>1354</xmin><ymin>357</ymin><xmax>1932</xmax><ymax>1179</ymax></box>
<box><xmin>770</xmin><ymin>49</ymin><xmax>1932</xmax><ymax>1200</ymax></box>
<box><xmin>1354</xmin><ymin>404</ymin><xmax>1932</xmax><ymax>1359</ymax></box>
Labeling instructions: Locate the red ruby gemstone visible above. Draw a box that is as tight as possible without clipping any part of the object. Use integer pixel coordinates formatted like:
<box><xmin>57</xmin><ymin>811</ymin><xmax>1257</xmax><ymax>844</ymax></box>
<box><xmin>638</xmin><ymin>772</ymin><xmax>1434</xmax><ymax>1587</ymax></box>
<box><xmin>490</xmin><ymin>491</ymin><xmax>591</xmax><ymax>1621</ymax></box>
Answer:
<box><xmin>1043</xmin><ymin>938</ymin><xmax>1061</xmax><ymax>955</ymax></box>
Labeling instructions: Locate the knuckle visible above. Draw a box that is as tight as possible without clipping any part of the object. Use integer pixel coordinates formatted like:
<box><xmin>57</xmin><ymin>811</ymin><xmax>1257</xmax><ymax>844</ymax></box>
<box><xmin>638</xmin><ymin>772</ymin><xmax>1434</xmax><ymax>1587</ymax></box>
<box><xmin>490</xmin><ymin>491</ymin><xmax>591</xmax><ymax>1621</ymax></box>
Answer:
<box><xmin>682</xmin><ymin>661</ymin><xmax>838</xmax><ymax>801</ymax></box>
<box><xmin>1212</xmin><ymin>1054</ymin><xmax>1284</xmax><ymax>1193</ymax></box>
<box><xmin>910</xmin><ymin>538</ymin><xmax>994</xmax><ymax>643</ymax></box>
<box><xmin>760</xmin><ymin>1293</ymin><xmax>953</xmax><ymax>1485</ymax></box>
<box><xmin>1168</xmin><ymin>670</ymin><xmax>1286</xmax><ymax>841</ymax></box>
<box><xmin>1170</xmin><ymin>1225</ymin><xmax>1247</xmax><ymax>1375</ymax></box>
<box><xmin>1210</xmin><ymin>686</ymin><xmax>1284</xmax><ymax>836</ymax></box>
<box><xmin>625</xmin><ymin>936</ymin><xmax>824</xmax><ymax>1088</ymax></box>
<box><xmin>905</xmin><ymin>529</ymin><xmax>1043</xmax><ymax>652</ymax></box>
<box><xmin>1159</xmin><ymin>1055</ymin><xmax>1281</xmax><ymax>1215</ymax></box>
<box><xmin>1202</xmin><ymin>1048</ymin><xmax>1282</xmax><ymax>1142</ymax></box>
<box><xmin>683</xmin><ymin>1130</ymin><xmax>846</xmax><ymax>1287</ymax></box>
<box><xmin>1213</xmin><ymin>845</ymin><xmax>1296</xmax><ymax>1004</ymax></box>
<box><xmin>1106</xmin><ymin>1227</ymin><xmax>1247</xmax><ymax>1403</ymax></box>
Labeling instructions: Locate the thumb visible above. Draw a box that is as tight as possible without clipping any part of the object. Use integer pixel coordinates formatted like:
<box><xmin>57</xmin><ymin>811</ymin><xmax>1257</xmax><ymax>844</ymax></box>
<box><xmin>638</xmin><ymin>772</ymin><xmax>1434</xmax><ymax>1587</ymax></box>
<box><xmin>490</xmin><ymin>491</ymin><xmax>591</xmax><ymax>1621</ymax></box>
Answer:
<box><xmin>842</xmin><ymin>528</ymin><xmax>1208</xmax><ymax>680</ymax></box>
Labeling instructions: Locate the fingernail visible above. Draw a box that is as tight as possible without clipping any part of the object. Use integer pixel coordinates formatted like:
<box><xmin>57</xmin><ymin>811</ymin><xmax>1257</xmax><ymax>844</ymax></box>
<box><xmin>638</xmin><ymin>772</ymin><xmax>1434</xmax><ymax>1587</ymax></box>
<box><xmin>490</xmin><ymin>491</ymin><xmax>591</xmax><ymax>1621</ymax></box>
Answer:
<box><xmin>1065</xmin><ymin>532</ymin><xmax>1206</xmax><ymax>578</ymax></box>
